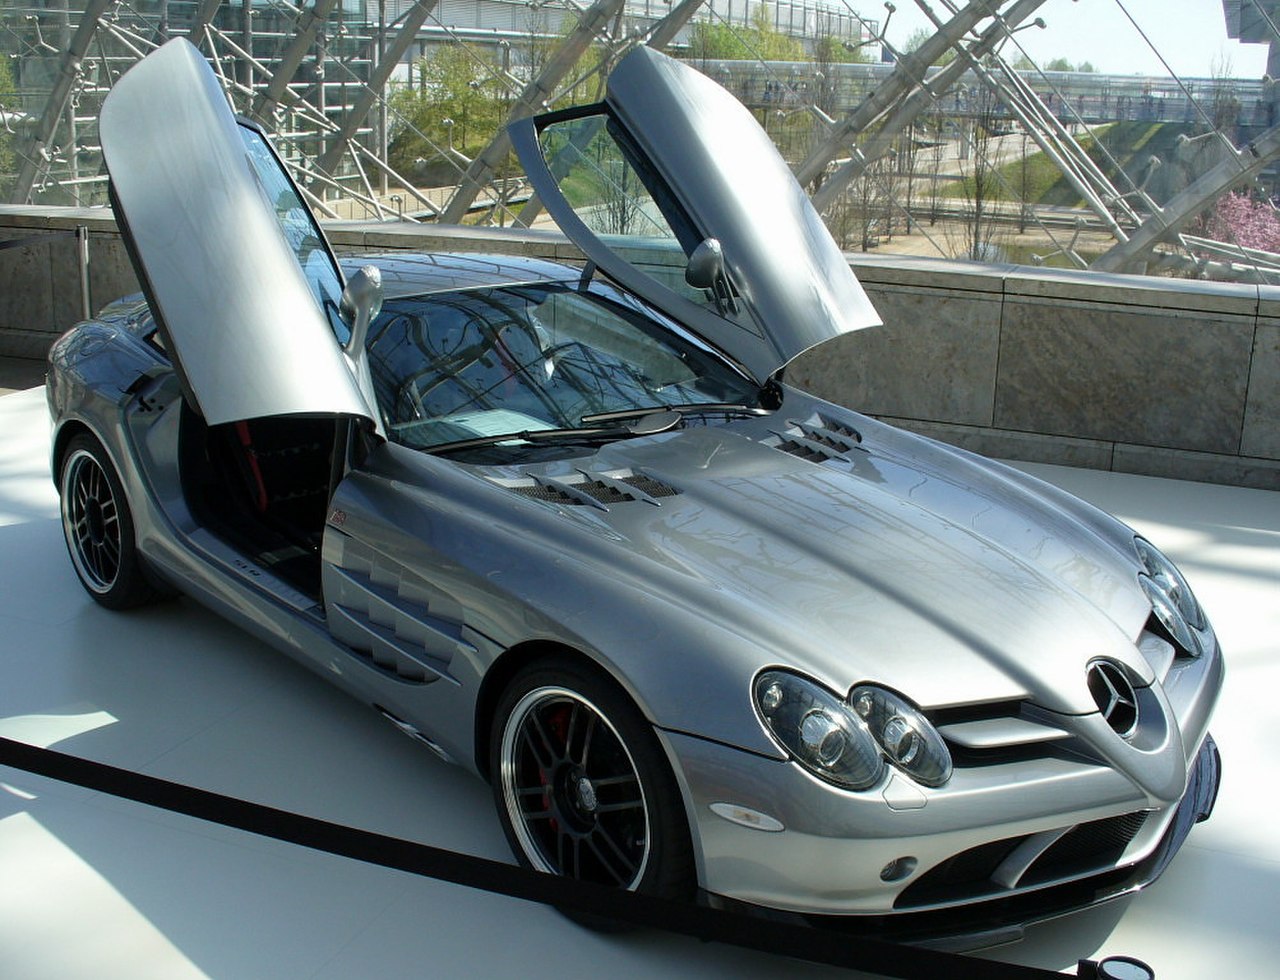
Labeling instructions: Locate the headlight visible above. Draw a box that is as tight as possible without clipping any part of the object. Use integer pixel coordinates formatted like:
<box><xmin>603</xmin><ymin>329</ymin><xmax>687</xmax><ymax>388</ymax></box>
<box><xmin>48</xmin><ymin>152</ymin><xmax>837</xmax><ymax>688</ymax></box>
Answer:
<box><xmin>1134</xmin><ymin>537</ymin><xmax>1207</xmax><ymax>656</ymax></box>
<box><xmin>754</xmin><ymin>670</ymin><xmax>884</xmax><ymax>790</ymax></box>
<box><xmin>850</xmin><ymin>685</ymin><xmax>953</xmax><ymax>787</ymax></box>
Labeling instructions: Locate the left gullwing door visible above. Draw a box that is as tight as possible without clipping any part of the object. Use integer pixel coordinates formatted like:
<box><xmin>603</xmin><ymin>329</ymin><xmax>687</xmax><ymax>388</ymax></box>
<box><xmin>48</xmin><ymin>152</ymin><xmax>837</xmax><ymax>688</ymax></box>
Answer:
<box><xmin>99</xmin><ymin>38</ymin><xmax>375</xmax><ymax>427</ymax></box>
<box><xmin>510</xmin><ymin>46</ymin><xmax>881</xmax><ymax>384</ymax></box>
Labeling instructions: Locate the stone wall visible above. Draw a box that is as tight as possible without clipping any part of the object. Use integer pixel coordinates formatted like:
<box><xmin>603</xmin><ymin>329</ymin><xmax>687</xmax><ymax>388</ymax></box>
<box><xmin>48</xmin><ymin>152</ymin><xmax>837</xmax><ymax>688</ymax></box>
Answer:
<box><xmin>2</xmin><ymin>206</ymin><xmax>1275</xmax><ymax>489</ymax></box>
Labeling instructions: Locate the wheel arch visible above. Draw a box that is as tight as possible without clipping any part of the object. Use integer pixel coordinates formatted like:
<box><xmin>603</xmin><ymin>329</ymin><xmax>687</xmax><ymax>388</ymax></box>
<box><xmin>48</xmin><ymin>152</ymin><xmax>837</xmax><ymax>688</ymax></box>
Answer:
<box><xmin>473</xmin><ymin>639</ymin><xmax>636</xmax><ymax>784</ymax></box>
<box><xmin>50</xmin><ymin>418</ymin><xmax>97</xmax><ymax>487</ymax></box>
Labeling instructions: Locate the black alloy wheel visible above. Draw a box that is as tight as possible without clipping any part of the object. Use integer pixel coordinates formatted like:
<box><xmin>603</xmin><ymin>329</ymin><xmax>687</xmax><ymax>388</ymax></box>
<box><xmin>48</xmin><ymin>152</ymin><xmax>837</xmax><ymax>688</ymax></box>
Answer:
<box><xmin>59</xmin><ymin>433</ymin><xmax>161</xmax><ymax>609</ymax></box>
<box><xmin>491</xmin><ymin>656</ymin><xmax>695</xmax><ymax>923</ymax></box>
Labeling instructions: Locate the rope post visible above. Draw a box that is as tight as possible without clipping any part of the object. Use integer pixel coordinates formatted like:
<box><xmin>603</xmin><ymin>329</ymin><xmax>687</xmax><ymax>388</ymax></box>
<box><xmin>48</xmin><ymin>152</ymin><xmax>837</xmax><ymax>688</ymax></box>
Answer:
<box><xmin>76</xmin><ymin>225</ymin><xmax>91</xmax><ymax>321</ymax></box>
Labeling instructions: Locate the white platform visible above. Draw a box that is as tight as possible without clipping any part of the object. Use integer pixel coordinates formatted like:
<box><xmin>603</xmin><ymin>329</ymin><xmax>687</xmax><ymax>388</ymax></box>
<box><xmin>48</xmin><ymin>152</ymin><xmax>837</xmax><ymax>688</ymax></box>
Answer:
<box><xmin>1</xmin><ymin>384</ymin><xmax>1277</xmax><ymax>980</ymax></box>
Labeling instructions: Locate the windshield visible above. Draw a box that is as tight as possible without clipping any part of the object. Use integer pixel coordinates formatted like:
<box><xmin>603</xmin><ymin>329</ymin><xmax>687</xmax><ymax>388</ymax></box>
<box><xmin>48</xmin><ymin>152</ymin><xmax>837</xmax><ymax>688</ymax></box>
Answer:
<box><xmin>366</xmin><ymin>280</ymin><xmax>759</xmax><ymax>453</ymax></box>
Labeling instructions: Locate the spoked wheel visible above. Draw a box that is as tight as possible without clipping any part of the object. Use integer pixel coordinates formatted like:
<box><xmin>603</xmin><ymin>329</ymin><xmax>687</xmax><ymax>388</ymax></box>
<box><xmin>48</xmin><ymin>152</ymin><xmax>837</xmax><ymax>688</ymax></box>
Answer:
<box><xmin>59</xmin><ymin>433</ymin><xmax>161</xmax><ymax>609</ymax></box>
<box><xmin>491</xmin><ymin>656</ymin><xmax>694</xmax><ymax>924</ymax></box>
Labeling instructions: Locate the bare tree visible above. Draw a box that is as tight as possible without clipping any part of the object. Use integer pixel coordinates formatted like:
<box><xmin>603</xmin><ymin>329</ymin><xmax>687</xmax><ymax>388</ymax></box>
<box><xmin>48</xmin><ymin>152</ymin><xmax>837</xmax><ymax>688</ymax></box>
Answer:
<box><xmin>954</xmin><ymin>88</ymin><xmax>1007</xmax><ymax>261</ymax></box>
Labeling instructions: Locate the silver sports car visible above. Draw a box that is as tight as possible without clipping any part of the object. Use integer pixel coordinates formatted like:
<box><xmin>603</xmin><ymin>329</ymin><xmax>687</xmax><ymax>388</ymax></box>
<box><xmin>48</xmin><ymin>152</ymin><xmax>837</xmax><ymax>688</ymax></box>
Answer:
<box><xmin>47</xmin><ymin>39</ymin><xmax>1221</xmax><ymax>944</ymax></box>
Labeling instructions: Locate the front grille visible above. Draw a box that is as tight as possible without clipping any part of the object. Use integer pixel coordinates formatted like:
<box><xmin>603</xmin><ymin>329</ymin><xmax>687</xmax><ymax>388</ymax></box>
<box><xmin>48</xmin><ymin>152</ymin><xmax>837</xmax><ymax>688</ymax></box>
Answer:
<box><xmin>895</xmin><ymin>810</ymin><xmax>1149</xmax><ymax>910</ymax></box>
<box><xmin>895</xmin><ymin>836</ymin><xmax>1028</xmax><ymax>908</ymax></box>
<box><xmin>1021</xmin><ymin>812</ymin><xmax>1148</xmax><ymax>886</ymax></box>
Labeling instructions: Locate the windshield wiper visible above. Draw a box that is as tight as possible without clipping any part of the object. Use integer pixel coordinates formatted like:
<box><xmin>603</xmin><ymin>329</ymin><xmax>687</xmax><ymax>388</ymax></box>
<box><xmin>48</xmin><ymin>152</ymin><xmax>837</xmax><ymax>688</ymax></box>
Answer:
<box><xmin>428</xmin><ymin>410</ymin><xmax>682</xmax><ymax>456</ymax></box>
<box><xmin>579</xmin><ymin>402</ymin><xmax>771</xmax><ymax>425</ymax></box>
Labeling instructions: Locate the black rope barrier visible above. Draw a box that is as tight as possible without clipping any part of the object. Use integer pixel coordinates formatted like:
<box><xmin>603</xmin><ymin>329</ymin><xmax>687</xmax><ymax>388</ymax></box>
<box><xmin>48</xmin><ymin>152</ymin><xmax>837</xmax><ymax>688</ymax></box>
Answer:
<box><xmin>0</xmin><ymin>735</ymin><xmax>1140</xmax><ymax>978</ymax></box>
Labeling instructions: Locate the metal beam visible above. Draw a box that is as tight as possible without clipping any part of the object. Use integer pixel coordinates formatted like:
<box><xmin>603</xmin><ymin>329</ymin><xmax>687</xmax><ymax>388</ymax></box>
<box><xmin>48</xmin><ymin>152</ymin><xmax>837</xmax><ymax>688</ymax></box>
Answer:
<box><xmin>514</xmin><ymin>0</ymin><xmax>707</xmax><ymax>228</ymax></box>
<box><xmin>315</xmin><ymin>0</ymin><xmax>441</xmax><ymax>179</ymax></box>
<box><xmin>794</xmin><ymin>0</ymin><xmax>1014</xmax><ymax>189</ymax></box>
<box><xmin>1093</xmin><ymin>122</ymin><xmax>1280</xmax><ymax>273</ymax></box>
<box><xmin>252</xmin><ymin>0</ymin><xmax>340</xmax><ymax>124</ymax></box>
<box><xmin>11</xmin><ymin>0</ymin><xmax>114</xmax><ymax>204</ymax></box>
<box><xmin>810</xmin><ymin>0</ymin><xmax>1048</xmax><ymax>211</ymax></box>
<box><xmin>440</xmin><ymin>0</ymin><xmax>626</xmax><ymax>225</ymax></box>
<box><xmin>189</xmin><ymin>0</ymin><xmax>225</xmax><ymax>46</ymax></box>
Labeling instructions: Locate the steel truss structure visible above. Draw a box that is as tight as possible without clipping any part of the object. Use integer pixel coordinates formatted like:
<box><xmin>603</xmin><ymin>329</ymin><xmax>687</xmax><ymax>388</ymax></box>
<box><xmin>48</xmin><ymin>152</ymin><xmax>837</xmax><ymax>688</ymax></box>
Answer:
<box><xmin>3</xmin><ymin>0</ymin><xmax>1280</xmax><ymax>281</ymax></box>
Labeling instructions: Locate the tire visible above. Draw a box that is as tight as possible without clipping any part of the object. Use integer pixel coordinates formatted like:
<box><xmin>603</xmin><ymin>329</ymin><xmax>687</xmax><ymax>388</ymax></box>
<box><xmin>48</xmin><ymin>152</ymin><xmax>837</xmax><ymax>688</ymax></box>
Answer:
<box><xmin>59</xmin><ymin>433</ymin><xmax>162</xmax><ymax>610</ymax></box>
<box><xmin>490</xmin><ymin>655</ymin><xmax>695</xmax><ymax>924</ymax></box>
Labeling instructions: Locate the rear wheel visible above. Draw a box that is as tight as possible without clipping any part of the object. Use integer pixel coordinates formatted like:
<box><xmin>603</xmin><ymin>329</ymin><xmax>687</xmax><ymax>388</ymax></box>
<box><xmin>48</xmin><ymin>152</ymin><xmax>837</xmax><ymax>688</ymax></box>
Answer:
<box><xmin>59</xmin><ymin>433</ymin><xmax>162</xmax><ymax>609</ymax></box>
<box><xmin>491</xmin><ymin>656</ymin><xmax>695</xmax><ymax>924</ymax></box>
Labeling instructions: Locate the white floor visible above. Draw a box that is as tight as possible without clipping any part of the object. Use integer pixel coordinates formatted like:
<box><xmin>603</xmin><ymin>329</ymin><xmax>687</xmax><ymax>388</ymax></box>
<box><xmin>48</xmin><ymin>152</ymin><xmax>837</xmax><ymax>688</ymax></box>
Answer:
<box><xmin>1</xmin><ymin>383</ymin><xmax>1276</xmax><ymax>980</ymax></box>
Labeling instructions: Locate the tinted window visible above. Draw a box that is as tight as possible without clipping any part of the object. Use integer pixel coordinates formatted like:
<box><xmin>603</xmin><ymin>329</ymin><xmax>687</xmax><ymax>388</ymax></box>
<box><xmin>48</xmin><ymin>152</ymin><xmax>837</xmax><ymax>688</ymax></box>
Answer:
<box><xmin>239</xmin><ymin>125</ymin><xmax>348</xmax><ymax>343</ymax></box>
<box><xmin>366</xmin><ymin>281</ymin><xmax>756</xmax><ymax>450</ymax></box>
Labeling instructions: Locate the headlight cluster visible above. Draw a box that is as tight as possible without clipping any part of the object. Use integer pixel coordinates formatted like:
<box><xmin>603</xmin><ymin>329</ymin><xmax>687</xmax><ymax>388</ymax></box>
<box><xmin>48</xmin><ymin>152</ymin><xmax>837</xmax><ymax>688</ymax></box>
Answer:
<box><xmin>850</xmin><ymin>685</ymin><xmax>953</xmax><ymax>787</ymax></box>
<box><xmin>754</xmin><ymin>670</ymin><xmax>951</xmax><ymax>791</ymax></box>
<box><xmin>1134</xmin><ymin>537</ymin><xmax>1208</xmax><ymax>657</ymax></box>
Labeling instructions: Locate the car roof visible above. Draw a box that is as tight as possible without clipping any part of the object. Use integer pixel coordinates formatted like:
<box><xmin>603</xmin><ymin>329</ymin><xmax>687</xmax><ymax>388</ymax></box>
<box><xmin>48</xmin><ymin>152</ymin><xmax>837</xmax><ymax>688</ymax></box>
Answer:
<box><xmin>342</xmin><ymin>252</ymin><xmax>583</xmax><ymax>300</ymax></box>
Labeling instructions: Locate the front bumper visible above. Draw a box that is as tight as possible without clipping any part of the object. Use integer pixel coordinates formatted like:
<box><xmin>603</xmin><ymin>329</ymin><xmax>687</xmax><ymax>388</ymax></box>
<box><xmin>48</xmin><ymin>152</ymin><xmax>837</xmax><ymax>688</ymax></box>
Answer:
<box><xmin>659</xmin><ymin>726</ymin><xmax>1220</xmax><ymax>931</ymax></box>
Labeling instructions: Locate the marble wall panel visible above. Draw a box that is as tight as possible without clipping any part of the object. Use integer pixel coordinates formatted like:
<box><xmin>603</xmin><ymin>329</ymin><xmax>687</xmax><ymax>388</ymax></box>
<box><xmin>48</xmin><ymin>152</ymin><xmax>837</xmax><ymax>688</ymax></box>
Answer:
<box><xmin>1241</xmin><ymin>321</ymin><xmax>1279</xmax><ymax>460</ymax></box>
<box><xmin>86</xmin><ymin>234</ymin><xmax>141</xmax><ymax>313</ymax></box>
<box><xmin>994</xmin><ymin>298</ymin><xmax>1254</xmax><ymax>455</ymax></box>
<box><xmin>790</xmin><ymin>285</ymin><xmax>1001</xmax><ymax>426</ymax></box>
<box><xmin>877</xmin><ymin>417</ymin><xmax>1117</xmax><ymax>470</ymax></box>
<box><xmin>0</xmin><ymin>231</ymin><xmax>56</xmax><ymax>339</ymax></box>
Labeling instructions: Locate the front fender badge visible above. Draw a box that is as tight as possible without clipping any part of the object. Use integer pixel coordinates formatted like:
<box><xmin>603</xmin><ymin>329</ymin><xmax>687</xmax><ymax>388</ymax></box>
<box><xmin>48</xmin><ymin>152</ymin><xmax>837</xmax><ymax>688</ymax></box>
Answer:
<box><xmin>709</xmin><ymin>802</ymin><xmax>785</xmax><ymax>832</ymax></box>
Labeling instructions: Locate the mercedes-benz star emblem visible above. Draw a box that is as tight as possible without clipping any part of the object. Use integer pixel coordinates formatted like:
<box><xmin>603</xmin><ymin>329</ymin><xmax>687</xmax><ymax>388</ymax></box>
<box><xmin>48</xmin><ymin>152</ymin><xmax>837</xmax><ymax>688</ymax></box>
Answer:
<box><xmin>1087</xmin><ymin>661</ymin><xmax>1139</xmax><ymax>737</ymax></box>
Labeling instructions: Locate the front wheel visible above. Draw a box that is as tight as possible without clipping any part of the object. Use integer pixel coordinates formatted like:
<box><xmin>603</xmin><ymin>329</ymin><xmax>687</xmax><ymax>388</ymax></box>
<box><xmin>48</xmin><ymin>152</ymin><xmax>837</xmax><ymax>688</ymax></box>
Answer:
<box><xmin>490</xmin><ymin>656</ymin><xmax>695</xmax><ymax>919</ymax></box>
<box><xmin>59</xmin><ymin>433</ymin><xmax>162</xmax><ymax>610</ymax></box>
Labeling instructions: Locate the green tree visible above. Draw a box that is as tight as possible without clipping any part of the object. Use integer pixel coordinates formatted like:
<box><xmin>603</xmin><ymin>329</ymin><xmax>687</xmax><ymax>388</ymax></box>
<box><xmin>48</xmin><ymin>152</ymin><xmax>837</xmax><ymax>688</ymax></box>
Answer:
<box><xmin>1045</xmin><ymin>57</ymin><xmax>1074</xmax><ymax>72</ymax></box>
<box><xmin>812</xmin><ymin>35</ymin><xmax>870</xmax><ymax>66</ymax></box>
<box><xmin>902</xmin><ymin>27</ymin><xmax>956</xmax><ymax>67</ymax></box>
<box><xmin>688</xmin><ymin>7</ymin><xmax>805</xmax><ymax>62</ymax></box>
<box><xmin>0</xmin><ymin>57</ymin><xmax>16</xmax><ymax>197</ymax></box>
<box><xmin>388</xmin><ymin>46</ymin><xmax>507</xmax><ymax>182</ymax></box>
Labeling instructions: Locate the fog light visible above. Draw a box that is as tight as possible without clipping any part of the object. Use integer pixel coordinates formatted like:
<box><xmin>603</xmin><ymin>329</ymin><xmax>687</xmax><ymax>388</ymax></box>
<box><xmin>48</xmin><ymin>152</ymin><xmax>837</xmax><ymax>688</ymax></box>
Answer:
<box><xmin>879</xmin><ymin>856</ymin><xmax>917</xmax><ymax>882</ymax></box>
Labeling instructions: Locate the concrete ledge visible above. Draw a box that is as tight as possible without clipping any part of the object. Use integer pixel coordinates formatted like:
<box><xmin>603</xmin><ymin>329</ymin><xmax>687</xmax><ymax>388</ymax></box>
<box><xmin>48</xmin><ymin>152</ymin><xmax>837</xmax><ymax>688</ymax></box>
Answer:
<box><xmin>2</xmin><ymin>206</ymin><xmax>1274</xmax><ymax>489</ymax></box>
<box><xmin>880</xmin><ymin>417</ymin><xmax>1280</xmax><ymax>491</ymax></box>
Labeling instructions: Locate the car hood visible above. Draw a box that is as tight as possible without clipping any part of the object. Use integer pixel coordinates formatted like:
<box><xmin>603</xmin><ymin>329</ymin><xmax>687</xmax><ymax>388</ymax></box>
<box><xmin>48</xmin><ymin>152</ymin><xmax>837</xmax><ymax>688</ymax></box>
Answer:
<box><xmin>510</xmin><ymin>47</ymin><xmax>881</xmax><ymax>383</ymax></box>
<box><xmin>99</xmin><ymin>38</ymin><xmax>374</xmax><ymax>427</ymax></box>
<box><xmin>505</xmin><ymin>414</ymin><xmax>1151</xmax><ymax>717</ymax></box>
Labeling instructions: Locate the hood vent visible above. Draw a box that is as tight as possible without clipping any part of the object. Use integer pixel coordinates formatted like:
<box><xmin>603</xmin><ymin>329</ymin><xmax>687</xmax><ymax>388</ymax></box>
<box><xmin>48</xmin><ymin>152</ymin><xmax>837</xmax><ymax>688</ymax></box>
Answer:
<box><xmin>507</xmin><ymin>472</ymin><xmax>679</xmax><ymax>509</ymax></box>
<box><xmin>619</xmin><ymin>473</ymin><xmax>679</xmax><ymax>498</ymax></box>
<box><xmin>511</xmin><ymin>483</ymin><xmax>579</xmax><ymax>504</ymax></box>
<box><xmin>769</xmin><ymin>415</ymin><xmax>864</xmax><ymax>464</ymax></box>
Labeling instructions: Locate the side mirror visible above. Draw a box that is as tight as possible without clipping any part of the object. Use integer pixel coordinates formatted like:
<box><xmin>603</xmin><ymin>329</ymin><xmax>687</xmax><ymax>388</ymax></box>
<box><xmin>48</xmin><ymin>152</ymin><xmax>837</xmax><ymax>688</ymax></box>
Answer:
<box><xmin>340</xmin><ymin>264</ymin><xmax>384</xmax><ymax>353</ymax></box>
<box><xmin>685</xmin><ymin>238</ymin><xmax>725</xmax><ymax>290</ymax></box>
